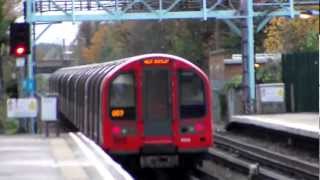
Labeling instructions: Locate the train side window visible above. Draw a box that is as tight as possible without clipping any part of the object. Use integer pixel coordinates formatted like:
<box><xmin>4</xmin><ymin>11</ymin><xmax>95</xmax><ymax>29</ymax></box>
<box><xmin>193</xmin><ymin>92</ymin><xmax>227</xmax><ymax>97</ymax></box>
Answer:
<box><xmin>179</xmin><ymin>71</ymin><xmax>205</xmax><ymax>119</ymax></box>
<box><xmin>109</xmin><ymin>73</ymin><xmax>136</xmax><ymax>120</ymax></box>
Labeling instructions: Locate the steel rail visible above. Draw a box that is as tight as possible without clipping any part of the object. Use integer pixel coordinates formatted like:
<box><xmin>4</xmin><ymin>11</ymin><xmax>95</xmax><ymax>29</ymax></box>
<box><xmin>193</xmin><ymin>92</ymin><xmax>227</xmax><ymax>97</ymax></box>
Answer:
<box><xmin>207</xmin><ymin>148</ymin><xmax>296</xmax><ymax>180</ymax></box>
<box><xmin>213</xmin><ymin>134</ymin><xmax>319</xmax><ymax>180</ymax></box>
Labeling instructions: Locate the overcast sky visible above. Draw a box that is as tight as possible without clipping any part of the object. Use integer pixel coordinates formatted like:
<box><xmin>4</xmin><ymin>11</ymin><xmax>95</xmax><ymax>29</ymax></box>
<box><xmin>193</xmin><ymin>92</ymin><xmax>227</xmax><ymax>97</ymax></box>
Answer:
<box><xmin>35</xmin><ymin>22</ymin><xmax>79</xmax><ymax>45</ymax></box>
<box><xmin>16</xmin><ymin>16</ymin><xmax>79</xmax><ymax>45</ymax></box>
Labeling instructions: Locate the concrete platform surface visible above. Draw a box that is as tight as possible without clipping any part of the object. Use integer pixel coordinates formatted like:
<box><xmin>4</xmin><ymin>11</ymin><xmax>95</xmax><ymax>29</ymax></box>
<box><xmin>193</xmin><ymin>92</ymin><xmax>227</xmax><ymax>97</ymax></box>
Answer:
<box><xmin>0</xmin><ymin>133</ymin><xmax>133</xmax><ymax>180</ymax></box>
<box><xmin>230</xmin><ymin>113</ymin><xmax>319</xmax><ymax>139</ymax></box>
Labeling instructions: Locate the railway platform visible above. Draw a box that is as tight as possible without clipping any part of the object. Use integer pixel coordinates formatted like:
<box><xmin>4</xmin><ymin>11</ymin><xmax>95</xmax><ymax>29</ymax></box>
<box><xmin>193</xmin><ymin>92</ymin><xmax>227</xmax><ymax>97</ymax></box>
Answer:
<box><xmin>228</xmin><ymin>113</ymin><xmax>319</xmax><ymax>139</ymax></box>
<box><xmin>0</xmin><ymin>132</ymin><xmax>133</xmax><ymax>180</ymax></box>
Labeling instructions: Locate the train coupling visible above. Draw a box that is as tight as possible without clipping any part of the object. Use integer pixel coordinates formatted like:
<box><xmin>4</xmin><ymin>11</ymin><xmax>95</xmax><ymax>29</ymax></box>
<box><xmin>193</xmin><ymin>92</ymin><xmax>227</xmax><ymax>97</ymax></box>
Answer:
<box><xmin>140</xmin><ymin>155</ymin><xmax>179</xmax><ymax>168</ymax></box>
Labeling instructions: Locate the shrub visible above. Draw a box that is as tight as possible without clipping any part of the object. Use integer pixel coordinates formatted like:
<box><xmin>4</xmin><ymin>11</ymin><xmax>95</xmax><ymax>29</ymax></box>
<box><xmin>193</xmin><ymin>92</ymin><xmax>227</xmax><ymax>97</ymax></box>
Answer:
<box><xmin>223</xmin><ymin>75</ymin><xmax>242</xmax><ymax>92</ymax></box>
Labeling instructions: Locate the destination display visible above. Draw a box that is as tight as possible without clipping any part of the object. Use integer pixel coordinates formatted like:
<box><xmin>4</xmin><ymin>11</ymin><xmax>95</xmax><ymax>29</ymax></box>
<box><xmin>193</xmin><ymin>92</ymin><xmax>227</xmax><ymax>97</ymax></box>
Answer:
<box><xmin>143</xmin><ymin>58</ymin><xmax>170</xmax><ymax>65</ymax></box>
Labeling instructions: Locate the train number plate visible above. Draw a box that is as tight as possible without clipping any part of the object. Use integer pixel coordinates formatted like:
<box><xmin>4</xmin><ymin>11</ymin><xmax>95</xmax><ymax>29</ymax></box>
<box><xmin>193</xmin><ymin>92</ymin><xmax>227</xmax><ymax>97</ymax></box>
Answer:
<box><xmin>140</xmin><ymin>155</ymin><xmax>178</xmax><ymax>168</ymax></box>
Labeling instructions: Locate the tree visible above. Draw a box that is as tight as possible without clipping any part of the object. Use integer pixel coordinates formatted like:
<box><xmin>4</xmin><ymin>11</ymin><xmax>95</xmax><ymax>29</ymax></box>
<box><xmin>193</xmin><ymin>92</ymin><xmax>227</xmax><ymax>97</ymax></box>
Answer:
<box><xmin>302</xmin><ymin>30</ymin><xmax>319</xmax><ymax>52</ymax></box>
<box><xmin>0</xmin><ymin>0</ymin><xmax>20</xmax><ymax>97</ymax></box>
<box><xmin>263</xmin><ymin>16</ymin><xmax>319</xmax><ymax>53</ymax></box>
<box><xmin>77</xmin><ymin>20</ymin><xmax>230</xmax><ymax>72</ymax></box>
<box><xmin>0</xmin><ymin>0</ymin><xmax>20</xmax><ymax>131</ymax></box>
<box><xmin>81</xmin><ymin>24</ymin><xmax>108</xmax><ymax>62</ymax></box>
<box><xmin>0</xmin><ymin>0</ymin><xmax>10</xmax><ymax>100</ymax></box>
<box><xmin>255</xmin><ymin>61</ymin><xmax>282</xmax><ymax>83</ymax></box>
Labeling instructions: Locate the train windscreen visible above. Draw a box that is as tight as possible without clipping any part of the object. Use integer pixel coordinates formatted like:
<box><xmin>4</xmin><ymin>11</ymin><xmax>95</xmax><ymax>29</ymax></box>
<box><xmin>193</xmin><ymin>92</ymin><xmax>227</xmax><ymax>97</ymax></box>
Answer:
<box><xmin>179</xmin><ymin>71</ymin><xmax>205</xmax><ymax>119</ymax></box>
<box><xmin>109</xmin><ymin>73</ymin><xmax>136</xmax><ymax>120</ymax></box>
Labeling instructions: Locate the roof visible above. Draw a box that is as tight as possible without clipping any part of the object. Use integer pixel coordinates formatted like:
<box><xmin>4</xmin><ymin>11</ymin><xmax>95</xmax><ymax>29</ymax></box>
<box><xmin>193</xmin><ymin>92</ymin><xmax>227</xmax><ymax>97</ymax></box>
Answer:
<box><xmin>53</xmin><ymin>53</ymin><xmax>206</xmax><ymax>77</ymax></box>
<box><xmin>224</xmin><ymin>53</ymin><xmax>281</xmax><ymax>65</ymax></box>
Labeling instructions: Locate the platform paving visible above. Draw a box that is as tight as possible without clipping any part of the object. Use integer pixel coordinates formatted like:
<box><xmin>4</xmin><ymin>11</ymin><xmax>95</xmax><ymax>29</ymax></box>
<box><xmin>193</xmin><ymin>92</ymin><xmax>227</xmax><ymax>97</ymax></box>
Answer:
<box><xmin>0</xmin><ymin>133</ymin><xmax>132</xmax><ymax>180</ymax></box>
<box><xmin>230</xmin><ymin>113</ymin><xmax>319</xmax><ymax>139</ymax></box>
<box><xmin>0</xmin><ymin>135</ymin><xmax>63</xmax><ymax>180</ymax></box>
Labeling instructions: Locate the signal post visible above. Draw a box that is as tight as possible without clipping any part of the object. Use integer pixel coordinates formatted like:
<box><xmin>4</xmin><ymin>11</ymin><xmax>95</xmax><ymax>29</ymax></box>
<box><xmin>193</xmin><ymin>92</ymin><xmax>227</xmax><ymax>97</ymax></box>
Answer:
<box><xmin>9</xmin><ymin>14</ymin><xmax>36</xmax><ymax>133</ymax></box>
<box><xmin>25</xmin><ymin>0</ymin><xmax>37</xmax><ymax>133</ymax></box>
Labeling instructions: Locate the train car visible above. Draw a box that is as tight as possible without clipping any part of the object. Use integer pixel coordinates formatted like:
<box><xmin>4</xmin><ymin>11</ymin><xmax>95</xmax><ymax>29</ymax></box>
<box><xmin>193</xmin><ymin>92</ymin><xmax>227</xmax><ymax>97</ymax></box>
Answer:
<box><xmin>49</xmin><ymin>53</ymin><xmax>213</xmax><ymax>168</ymax></box>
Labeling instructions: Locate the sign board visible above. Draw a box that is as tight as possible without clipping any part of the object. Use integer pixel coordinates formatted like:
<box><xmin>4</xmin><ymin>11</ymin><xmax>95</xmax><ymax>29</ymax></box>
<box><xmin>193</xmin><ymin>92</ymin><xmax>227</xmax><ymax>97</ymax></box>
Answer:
<box><xmin>41</xmin><ymin>96</ymin><xmax>57</xmax><ymax>121</ymax></box>
<box><xmin>16</xmin><ymin>58</ymin><xmax>25</xmax><ymax>67</ymax></box>
<box><xmin>7</xmin><ymin>98</ymin><xmax>38</xmax><ymax>118</ymax></box>
<box><xmin>260</xmin><ymin>85</ymin><xmax>284</xmax><ymax>102</ymax></box>
<box><xmin>25</xmin><ymin>79</ymin><xmax>35</xmax><ymax>93</ymax></box>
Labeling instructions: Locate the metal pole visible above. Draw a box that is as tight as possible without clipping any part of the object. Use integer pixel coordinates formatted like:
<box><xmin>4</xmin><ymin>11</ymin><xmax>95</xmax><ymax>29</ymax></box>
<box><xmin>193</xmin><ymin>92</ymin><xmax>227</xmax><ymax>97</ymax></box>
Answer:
<box><xmin>0</xmin><ymin>45</ymin><xmax>4</xmax><ymax>100</ymax></box>
<box><xmin>247</xmin><ymin>0</ymin><xmax>255</xmax><ymax>113</ymax></box>
<box><xmin>290</xmin><ymin>83</ymin><xmax>295</xmax><ymax>112</ymax></box>
<box><xmin>32</xmin><ymin>22</ymin><xmax>38</xmax><ymax>133</ymax></box>
<box><xmin>289</xmin><ymin>0</ymin><xmax>294</xmax><ymax>18</ymax></box>
<box><xmin>16</xmin><ymin>58</ymin><xmax>27</xmax><ymax>132</ymax></box>
<box><xmin>26</xmin><ymin>0</ymin><xmax>36</xmax><ymax>133</ymax></box>
<box><xmin>241</xmin><ymin>0</ymin><xmax>255</xmax><ymax>113</ymax></box>
<box><xmin>202</xmin><ymin>0</ymin><xmax>207</xmax><ymax>20</ymax></box>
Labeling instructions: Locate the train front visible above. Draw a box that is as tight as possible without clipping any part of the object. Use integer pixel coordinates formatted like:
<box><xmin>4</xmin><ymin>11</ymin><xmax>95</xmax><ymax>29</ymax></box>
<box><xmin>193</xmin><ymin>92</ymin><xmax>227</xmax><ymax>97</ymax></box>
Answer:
<box><xmin>102</xmin><ymin>54</ymin><xmax>213</xmax><ymax>168</ymax></box>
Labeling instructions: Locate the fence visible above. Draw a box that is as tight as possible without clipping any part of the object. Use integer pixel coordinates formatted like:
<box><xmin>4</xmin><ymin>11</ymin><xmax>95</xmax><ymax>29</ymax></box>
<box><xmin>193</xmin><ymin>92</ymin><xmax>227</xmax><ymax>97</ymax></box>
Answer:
<box><xmin>282</xmin><ymin>52</ymin><xmax>319</xmax><ymax>112</ymax></box>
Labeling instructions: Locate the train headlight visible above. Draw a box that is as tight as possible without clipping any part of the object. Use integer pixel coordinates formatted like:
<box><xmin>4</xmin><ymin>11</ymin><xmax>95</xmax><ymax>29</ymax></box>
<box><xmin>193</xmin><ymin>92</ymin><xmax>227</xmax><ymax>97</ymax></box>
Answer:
<box><xmin>188</xmin><ymin>126</ymin><xmax>195</xmax><ymax>133</ymax></box>
<box><xmin>121</xmin><ymin>128</ymin><xmax>128</xmax><ymax>135</ymax></box>
<box><xmin>112</xmin><ymin>126</ymin><xmax>122</xmax><ymax>136</ymax></box>
<box><xmin>181</xmin><ymin>126</ymin><xmax>195</xmax><ymax>133</ymax></box>
<box><xmin>181</xmin><ymin>122</ymin><xmax>205</xmax><ymax>134</ymax></box>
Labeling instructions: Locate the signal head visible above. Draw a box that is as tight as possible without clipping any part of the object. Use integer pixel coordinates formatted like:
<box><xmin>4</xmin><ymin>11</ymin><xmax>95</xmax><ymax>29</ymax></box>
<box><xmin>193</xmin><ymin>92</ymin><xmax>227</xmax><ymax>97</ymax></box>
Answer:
<box><xmin>10</xmin><ymin>23</ymin><xmax>30</xmax><ymax>57</ymax></box>
<box><xmin>14</xmin><ymin>45</ymin><xmax>27</xmax><ymax>57</ymax></box>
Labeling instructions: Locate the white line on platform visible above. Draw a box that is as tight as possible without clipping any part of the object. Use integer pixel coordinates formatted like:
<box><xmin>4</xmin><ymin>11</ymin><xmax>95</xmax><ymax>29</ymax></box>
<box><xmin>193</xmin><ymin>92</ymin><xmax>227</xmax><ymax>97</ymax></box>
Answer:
<box><xmin>0</xmin><ymin>147</ymin><xmax>46</xmax><ymax>152</ymax></box>
<box><xmin>0</xmin><ymin>160</ymin><xmax>54</xmax><ymax>167</ymax></box>
<box><xmin>69</xmin><ymin>132</ymin><xmax>117</xmax><ymax>180</ymax></box>
<box><xmin>77</xmin><ymin>132</ymin><xmax>133</xmax><ymax>180</ymax></box>
<box><xmin>0</xmin><ymin>139</ymin><xmax>44</xmax><ymax>143</ymax></box>
<box><xmin>0</xmin><ymin>160</ymin><xmax>92</xmax><ymax>168</ymax></box>
<box><xmin>55</xmin><ymin>160</ymin><xmax>92</xmax><ymax>167</ymax></box>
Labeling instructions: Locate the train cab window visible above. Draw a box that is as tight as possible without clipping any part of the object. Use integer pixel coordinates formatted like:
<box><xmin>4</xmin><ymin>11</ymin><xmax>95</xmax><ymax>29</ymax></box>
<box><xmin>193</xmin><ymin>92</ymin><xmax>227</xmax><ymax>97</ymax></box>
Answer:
<box><xmin>109</xmin><ymin>73</ymin><xmax>136</xmax><ymax>120</ymax></box>
<box><xmin>179</xmin><ymin>71</ymin><xmax>205</xmax><ymax>119</ymax></box>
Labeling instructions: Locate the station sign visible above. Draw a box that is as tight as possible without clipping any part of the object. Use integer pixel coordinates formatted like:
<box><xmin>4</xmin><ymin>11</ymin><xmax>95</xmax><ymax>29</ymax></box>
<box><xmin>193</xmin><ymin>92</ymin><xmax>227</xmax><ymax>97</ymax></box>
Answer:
<box><xmin>40</xmin><ymin>96</ymin><xmax>58</xmax><ymax>121</ymax></box>
<box><xmin>7</xmin><ymin>98</ymin><xmax>38</xmax><ymax>118</ymax></box>
<box><xmin>16</xmin><ymin>58</ymin><xmax>25</xmax><ymax>67</ymax></box>
<box><xmin>260</xmin><ymin>84</ymin><xmax>284</xmax><ymax>102</ymax></box>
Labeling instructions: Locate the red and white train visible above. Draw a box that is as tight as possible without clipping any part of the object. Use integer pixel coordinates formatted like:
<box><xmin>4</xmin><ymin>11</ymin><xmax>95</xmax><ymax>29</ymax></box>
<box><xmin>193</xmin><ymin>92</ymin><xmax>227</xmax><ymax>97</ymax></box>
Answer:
<box><xmin>49</xmin><ymin>54</ymin><xmax>213</xmax><ymax>168</ymax></box>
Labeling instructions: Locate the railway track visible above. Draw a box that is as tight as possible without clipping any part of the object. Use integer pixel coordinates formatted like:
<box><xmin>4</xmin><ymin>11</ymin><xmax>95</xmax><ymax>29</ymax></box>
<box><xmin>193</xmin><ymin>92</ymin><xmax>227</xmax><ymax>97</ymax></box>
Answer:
<box><xmin>191</xmin><ymin>168</ymin><xmax>219</xmax><ymax>180</ymax></box>
<box><xmin>206</xmin><ymin>134</ymin><xmax>319</xmax><ymax>180</ymax></box>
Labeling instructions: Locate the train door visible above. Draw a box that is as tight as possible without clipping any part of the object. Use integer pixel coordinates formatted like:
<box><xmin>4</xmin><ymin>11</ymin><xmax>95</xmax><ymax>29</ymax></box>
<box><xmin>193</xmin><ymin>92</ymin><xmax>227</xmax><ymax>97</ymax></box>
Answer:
<box><xmin>143</xmin><ymin>69</ymin><xmax>172</xmax><ymax>137</ymax></box>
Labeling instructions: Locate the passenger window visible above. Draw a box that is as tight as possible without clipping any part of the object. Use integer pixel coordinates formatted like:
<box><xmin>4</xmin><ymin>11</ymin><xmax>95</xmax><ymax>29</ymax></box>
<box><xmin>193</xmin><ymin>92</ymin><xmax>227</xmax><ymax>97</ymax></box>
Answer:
<box><xmin>109</xmin><ymin>73</ymin><xmax>136</xmax><ymax>120</ymax></box>
<box><xmin>179</xmin><ymin>71</ymin><xmax>206</xmax><ymax>119</ymax></box>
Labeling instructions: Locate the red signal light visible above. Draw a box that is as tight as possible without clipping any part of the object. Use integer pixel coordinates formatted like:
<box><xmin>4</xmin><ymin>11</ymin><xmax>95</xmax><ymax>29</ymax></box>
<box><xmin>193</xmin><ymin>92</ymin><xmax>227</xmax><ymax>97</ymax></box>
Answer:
<box><xmin>10</xmin><ymin>23</ymin><xmax>30</xmax><ymax>57</ymax></box>
<box><xmin>15</xmin><ymin>45</ymin><xmax>26</xmax><ymax>56</ymax></box>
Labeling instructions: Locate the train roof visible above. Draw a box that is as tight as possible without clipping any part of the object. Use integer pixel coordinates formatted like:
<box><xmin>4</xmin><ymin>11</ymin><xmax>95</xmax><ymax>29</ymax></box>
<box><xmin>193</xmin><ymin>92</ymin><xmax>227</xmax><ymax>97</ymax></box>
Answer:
<box><xmin>51</xmin><ymin>54</ymin><xmax>207</xmax><ymax>82</ymax></box>
<box><xmin>56</xmin><ymin>54</ymin><xmax>200</xmax><ymax>71</ymax></box>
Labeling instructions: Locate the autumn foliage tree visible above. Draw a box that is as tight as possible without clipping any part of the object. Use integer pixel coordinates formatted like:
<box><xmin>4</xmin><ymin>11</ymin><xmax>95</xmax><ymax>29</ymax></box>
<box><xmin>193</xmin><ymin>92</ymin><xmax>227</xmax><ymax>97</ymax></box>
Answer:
<box><xmin>81</xmin><ymin>25</ymin><xmax>108</xmax><ymax>63</ymax></box>
<box><xmin>78</xmin><ymin>20</ymin><xmax>224</xmax><ymax>73</ymax></box>
<box><xmin>263</xmin><ymin>16</ymin><xmax>319</xmax><ymax>53</ymax></box>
